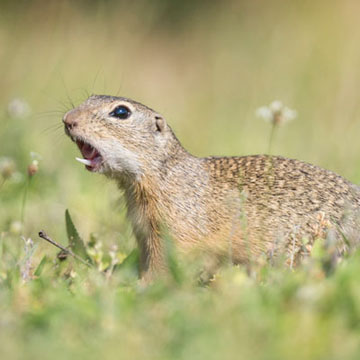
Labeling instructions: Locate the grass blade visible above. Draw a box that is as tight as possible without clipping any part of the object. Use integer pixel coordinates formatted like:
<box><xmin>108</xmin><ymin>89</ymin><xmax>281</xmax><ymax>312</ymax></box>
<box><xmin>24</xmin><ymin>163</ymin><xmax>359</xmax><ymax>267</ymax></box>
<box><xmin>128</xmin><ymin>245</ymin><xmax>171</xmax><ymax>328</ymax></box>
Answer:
<box><xmin>65</xmin><ymin>209</ymin><xmax>92</xmax><ymax>263</ymax></box>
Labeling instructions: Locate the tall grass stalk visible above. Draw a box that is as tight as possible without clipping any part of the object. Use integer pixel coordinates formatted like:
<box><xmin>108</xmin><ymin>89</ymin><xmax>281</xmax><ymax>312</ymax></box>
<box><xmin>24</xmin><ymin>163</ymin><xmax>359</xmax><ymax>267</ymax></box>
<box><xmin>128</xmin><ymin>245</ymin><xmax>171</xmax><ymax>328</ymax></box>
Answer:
<box><xmin>267</xmin><ymin>122</ymin><xmax>277</xmax><ymax>155</ymax></box>
<box><xmin>20</xmin><ymin>175</ymin><xmax>32</xmax><ymax>227</ymax></box>
<box><xmin>0</xmin><ymin>178</ymin><xmax>6</xmax><ymax>190</ymax></box>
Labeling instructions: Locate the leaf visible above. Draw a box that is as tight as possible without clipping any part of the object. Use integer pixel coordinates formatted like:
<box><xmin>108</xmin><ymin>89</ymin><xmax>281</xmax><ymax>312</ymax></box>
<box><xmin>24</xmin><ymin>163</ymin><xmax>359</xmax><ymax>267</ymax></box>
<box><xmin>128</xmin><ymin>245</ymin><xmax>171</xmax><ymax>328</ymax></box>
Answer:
<box><xmin>34</xmin><ymin>255</ymin><xmax>48</xmax><ymax>277</ymax></box>
<box><xmin>113</xmin><ymin>248</ymin><xmax>139</xmax><ymax>275</ymax></box>
<box><xmin>65</xmin><ymin>209</ymin><xmax>92</xmax><ymax>263</ymax></box>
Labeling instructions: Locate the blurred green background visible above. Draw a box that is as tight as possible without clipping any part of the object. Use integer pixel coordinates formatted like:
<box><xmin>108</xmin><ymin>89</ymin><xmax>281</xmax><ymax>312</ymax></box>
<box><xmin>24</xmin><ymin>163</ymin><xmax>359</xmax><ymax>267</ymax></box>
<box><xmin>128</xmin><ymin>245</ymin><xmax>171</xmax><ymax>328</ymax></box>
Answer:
<box><xmin>2</xmin><ymin>1</ymin><xmax>360</xmax><ymax>359</ymax></box>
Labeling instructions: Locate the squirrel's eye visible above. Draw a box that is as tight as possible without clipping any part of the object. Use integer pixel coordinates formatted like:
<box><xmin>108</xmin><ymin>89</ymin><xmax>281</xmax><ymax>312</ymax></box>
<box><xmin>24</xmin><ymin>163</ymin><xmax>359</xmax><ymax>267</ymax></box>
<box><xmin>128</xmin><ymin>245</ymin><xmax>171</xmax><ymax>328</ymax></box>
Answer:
<box><xmin>109</xmin><ymin>105</ymin><xmax>131</xmax><ymax>119</ymax></box>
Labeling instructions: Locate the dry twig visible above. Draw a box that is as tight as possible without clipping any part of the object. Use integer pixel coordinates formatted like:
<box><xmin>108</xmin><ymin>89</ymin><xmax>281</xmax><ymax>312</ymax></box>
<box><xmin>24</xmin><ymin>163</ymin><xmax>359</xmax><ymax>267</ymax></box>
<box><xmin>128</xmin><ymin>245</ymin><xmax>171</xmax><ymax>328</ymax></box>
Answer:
<box><xmin>38</xmin><ymin>230</ymin><xmax>92</xmax><ymax>267</ymax></box>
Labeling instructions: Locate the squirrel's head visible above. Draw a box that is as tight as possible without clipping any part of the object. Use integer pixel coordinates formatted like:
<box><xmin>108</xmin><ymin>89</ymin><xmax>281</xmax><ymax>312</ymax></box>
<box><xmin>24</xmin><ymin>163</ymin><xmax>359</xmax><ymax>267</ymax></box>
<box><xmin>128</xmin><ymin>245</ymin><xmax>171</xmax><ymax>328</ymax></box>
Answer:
<box><xmin>63</xmin><ymin>95</ymin><xmax>178</xmax><ymax>180</ymax></box>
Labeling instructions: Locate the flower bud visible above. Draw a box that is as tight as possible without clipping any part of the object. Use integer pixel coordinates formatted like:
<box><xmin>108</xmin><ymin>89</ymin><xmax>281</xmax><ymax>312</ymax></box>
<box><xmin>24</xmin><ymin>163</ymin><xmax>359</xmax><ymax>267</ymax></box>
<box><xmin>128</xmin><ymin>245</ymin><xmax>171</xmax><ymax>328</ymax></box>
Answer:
<box><xmin>0</xmin><ymin>157</ymin><xmax>16</xmax><ymax>179</ymax></box>
<box><xmin>27</xmin><ymin>160</ymin><xmax>38</xmax><ymax>177</ymax></box>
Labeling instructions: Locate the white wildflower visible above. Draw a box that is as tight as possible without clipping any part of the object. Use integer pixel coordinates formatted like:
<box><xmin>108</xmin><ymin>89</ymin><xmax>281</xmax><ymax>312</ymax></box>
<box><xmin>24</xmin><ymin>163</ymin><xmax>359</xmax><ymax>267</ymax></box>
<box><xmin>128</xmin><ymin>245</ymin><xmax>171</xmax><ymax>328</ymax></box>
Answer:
<box><xmin>21</xmin><ymin>237</ymin><xmax>36</xmax><ymax>281</ymax></box>
<box><xmin>282</xmin><ymin>107</ymin><xmax>297</xmax><ymax>122</ymax></box>
<box><xmin>256</xmin><ymin>100</ymin><xmax>297</xmax><ymax>125</ymax></box>
<box><xmin>269</xmin><ymin>100</ymin><xmax>283</xmax><ymax>112</ymax></box>
<box><xmin>7</xmin><ymin>98</ymin><xmax>31</xmax><ymax>118</ymax></box>
<box><xmin>30</xmin><ymin>152</ymin><xmax>42</xmax><ymax>161</ymax></box>
<box><xmin>9</xmin><ymin>220</ymin><xmax>23</xmax><ymax>235</ymax></box>
<box><xmin>255</xmin><ymin>106</ymin><xmax>273</xmax><ymax>122</ymax></box>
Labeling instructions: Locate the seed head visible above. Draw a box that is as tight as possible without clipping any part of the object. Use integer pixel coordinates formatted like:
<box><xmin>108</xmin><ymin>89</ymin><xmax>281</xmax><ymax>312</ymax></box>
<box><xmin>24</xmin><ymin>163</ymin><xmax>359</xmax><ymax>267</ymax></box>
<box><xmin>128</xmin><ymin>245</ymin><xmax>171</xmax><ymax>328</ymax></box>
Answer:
<box><xmin>256</xmin><ymin>100</ymin><xmax>297</xmax><ymax>125</ymax></box>
<box><xmin>0</xmin><ymin>157</ymin><xmax>16</xmax><ymax>179</ymax></box>
<box><xmin>27</xmin><ymin>152</ymin><xmax>42</xmax><ymax>177</ymax></box>
<box><xmin>27</xmin><ymin>160</ymin><xmax>39</xmax><ymax>177</ymax></box>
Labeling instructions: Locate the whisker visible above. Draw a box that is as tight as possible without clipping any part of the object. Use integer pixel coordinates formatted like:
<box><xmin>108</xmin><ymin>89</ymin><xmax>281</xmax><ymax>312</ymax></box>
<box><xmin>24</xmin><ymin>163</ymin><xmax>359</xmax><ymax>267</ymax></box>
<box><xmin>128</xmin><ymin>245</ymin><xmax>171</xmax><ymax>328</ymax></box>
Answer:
<box><xmin>40</xmin><ymin>123</ymin><xmax>64</xmax><ymax>135</ymax></box>
<box><xmin>39</xmin><ymin>91</ymin><xmax>71</xmax><ymax>113</ymax></box>
<box><xmin>48</xmin><ymin>133</ymin><xmax>67</xmax><ymax>147</ymax></box>
<box><xmin>33</xmin><ymin>112</ymin><xmax>64</xmax><ymax>122</ymax></box>
<box><xmin>103</xmin><ymin>74</ymin><xmax>107</xmax><ymax>95</ymax></box>
<box><xmin>60</xmin><ymin>74</ymin><xmax>75</xmax><ymax>109</ymax></box>
<box><xmin>46</xmin><ymin>98</ymin><xmax>72</xmax><ymax>114</ymax></box>
<box><xmin>82</xmin><ymin>88</ymin><xmax>90</xmax><ymax>100</ymax></box>
<box><xmin>115</xmin><ymin>72</ymin><xmax>125</xmax><ymax>97</ymax></box>
<box><xmin>35</xmin><ymin>110</ymin><xmax>65</xmax><ymax>116</ymax></box>
<box><xmin>91</xmin><ymin>68</ymin><xmax>102</xmax><ymax>95</ymax></box>
<box><xmin>73</xmin><ymin>87</ymin><xmax>90</xmax><ymax>102</ymax></box>
<box><xmin>60</xmin><ymin>100</ymin><xmax>72</xmax><ymax>112</ymax></box>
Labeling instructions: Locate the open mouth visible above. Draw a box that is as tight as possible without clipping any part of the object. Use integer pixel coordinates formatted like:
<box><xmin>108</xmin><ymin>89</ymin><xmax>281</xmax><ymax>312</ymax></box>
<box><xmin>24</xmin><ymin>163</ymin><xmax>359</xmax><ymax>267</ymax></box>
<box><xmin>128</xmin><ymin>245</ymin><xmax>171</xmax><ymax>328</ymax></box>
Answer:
<box><xmin>75</xmin><ymin>139</ymin><xmax>103</xmax><ymax>172</ymax></box>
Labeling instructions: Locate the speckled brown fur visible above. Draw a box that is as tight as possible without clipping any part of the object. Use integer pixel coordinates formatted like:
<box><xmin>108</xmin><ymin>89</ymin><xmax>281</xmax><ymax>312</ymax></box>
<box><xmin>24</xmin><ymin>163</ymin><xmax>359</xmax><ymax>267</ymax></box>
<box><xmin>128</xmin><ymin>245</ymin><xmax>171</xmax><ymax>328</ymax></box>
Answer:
<box><xmin>63</xmin><ymin>95</ymin><xmax>360</xmax><ymax>281</ymax></box>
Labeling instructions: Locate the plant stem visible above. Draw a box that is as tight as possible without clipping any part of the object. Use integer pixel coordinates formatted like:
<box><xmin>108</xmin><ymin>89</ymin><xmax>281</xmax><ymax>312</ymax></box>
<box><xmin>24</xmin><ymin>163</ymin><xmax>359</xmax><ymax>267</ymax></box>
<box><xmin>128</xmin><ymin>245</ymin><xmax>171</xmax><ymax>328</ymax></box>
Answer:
<box><xmin>21</xmin><ymin>176</ymin><xmax>32</xmax><ymax>226</ymax></box>
<box><xmin>38</xmin><ymin>231</ymin><xmax>92</xmax><ymax>268</ymax></box>
<box><xmin>0</xmin><ymin>177</ymin><xmax>6</xmax><ymax>190</ymax></box>
<box><xmin>268</xmin><ymin>123</ymin><xmax>277</xmax><ymax>155</ymax></box>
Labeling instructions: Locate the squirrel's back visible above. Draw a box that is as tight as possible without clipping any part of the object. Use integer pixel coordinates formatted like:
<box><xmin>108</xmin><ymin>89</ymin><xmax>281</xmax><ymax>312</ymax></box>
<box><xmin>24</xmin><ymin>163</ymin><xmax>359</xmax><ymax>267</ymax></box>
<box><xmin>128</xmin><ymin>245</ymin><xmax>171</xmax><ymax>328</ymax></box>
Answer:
<box><xmin>203</xmin><ymin>154</ymin><xmax>360</xmax><ymax>262</ymax></box>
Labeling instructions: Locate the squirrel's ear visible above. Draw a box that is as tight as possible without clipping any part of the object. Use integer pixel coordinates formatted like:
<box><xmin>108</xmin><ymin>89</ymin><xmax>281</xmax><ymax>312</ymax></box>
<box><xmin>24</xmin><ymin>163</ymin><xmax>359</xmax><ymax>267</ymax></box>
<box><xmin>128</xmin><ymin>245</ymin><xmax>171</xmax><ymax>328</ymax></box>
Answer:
<box><xmin>154</xmin><ymin>116</ymin><xmax>166</xmax><ymax>133</ymax></box>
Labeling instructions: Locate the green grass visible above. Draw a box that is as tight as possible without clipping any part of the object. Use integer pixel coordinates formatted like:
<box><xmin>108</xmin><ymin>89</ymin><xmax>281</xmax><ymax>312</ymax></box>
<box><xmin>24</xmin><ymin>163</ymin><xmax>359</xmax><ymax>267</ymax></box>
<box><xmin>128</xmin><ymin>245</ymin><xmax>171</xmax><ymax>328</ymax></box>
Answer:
<box><xmin>2</xmin><ymin>0</ymin><xmax>360</xmax><ymax>359</ymax></box>
<box><xmin>2</xmin><ymin>228</ymin><xmax>360</xmax><ymax>360</ymax></box>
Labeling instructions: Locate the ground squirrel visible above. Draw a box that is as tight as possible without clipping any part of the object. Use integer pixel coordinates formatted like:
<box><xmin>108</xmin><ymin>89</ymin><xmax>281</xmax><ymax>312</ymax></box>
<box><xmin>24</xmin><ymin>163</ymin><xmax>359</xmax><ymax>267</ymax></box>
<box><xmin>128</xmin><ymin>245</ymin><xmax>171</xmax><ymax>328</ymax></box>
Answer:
<box><xmin>63</xmin><ymin>95</ymin><xmax>360</xmax><ymax>281</ymax></box>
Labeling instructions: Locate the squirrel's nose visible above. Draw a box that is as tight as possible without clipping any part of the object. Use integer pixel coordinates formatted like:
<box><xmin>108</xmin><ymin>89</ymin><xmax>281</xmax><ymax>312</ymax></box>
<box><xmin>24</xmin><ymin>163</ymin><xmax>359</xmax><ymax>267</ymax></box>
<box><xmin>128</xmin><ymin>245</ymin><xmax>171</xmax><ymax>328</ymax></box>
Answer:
<box><xmin>63</xmin><ymin>109</ymin><xmax>79</xmax><ymax>130</ymax></box>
